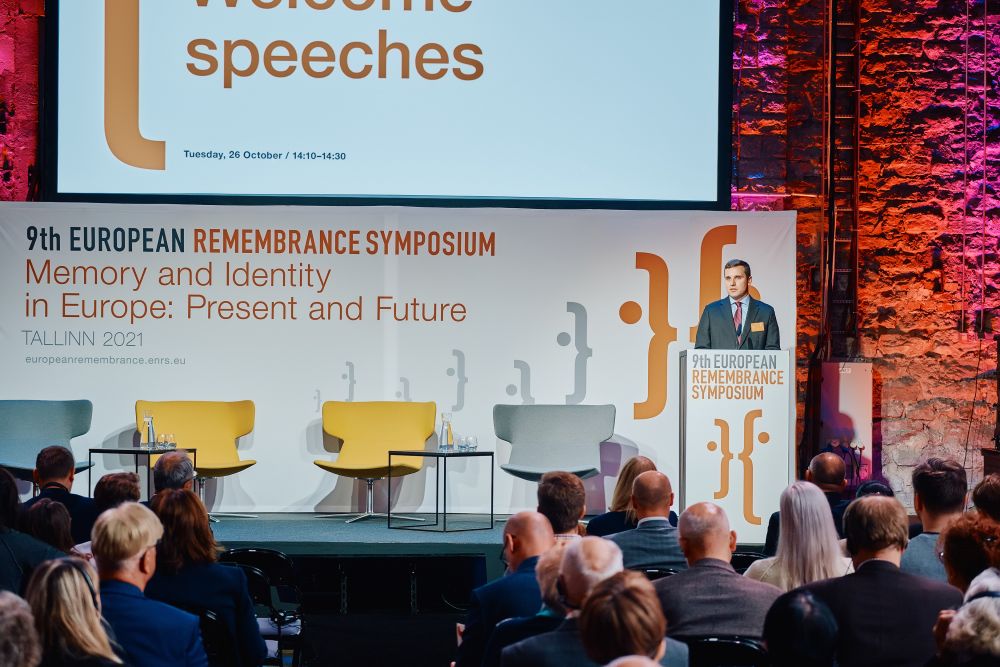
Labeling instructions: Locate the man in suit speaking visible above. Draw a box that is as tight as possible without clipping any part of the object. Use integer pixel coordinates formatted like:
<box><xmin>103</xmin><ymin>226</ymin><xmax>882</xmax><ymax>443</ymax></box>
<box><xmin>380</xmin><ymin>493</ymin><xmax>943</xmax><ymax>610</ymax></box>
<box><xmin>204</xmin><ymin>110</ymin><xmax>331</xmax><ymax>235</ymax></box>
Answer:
<box><xmin>695</xmin><ymin>259</ymin><xmax>780</xmax><ymax>350</ymax></box>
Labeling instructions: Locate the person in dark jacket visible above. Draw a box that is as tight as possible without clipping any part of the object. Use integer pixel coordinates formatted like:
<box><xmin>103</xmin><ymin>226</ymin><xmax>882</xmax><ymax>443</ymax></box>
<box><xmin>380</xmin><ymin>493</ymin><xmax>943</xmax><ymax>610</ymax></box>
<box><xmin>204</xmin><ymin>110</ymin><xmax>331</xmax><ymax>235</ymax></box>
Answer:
<box><xmin>25</xmin><ymin>558</ymin><xmax>128</xmax><ymax>667</ymax></box>
<box><xmin>22</xmin><ymin>446</ymin><xmax>99</xmax><ymax>545</ymax></box>
<box><xmin>146</xmin><ymin>489</ymin><xmax>266</xmax><ymax>667</ymax></box>
<box><xmin>0</xmin><ymin>466</ymin><xmax>62</xmax><ymax>594</ymax></box>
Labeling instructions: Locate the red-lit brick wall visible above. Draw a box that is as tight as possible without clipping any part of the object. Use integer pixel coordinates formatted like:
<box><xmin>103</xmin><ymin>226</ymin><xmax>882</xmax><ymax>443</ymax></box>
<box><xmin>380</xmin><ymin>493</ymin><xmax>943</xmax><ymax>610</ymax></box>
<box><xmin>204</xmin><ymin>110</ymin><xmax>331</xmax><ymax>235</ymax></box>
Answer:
<box><xmin>0</xmin><ymin>0</ymin><xmax>41</xmax><ymax>201</ymax></box>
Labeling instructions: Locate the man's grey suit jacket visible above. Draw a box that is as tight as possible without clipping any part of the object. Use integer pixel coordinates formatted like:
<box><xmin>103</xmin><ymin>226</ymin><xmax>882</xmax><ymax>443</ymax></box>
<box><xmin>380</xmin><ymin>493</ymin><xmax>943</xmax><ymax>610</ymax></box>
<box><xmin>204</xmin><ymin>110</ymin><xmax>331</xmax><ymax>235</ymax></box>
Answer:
<box><xmin>606</xmin><ymin>518</ymin><xmax>688</xmax><ymax>572</ymax></box>
<box><xmin>500</xmin><ymin>617</ymin><xmax>689</xmax><ymax>667</ymax></box>
<box><xmin>694</xmin><ymin>297</ymin><xmax>780</xmax><ymax>350</ymax></box>
<box><xmin>653</xmin><ymin>558</ymin><xmax>782</xmax><ymax>638</ymax></box>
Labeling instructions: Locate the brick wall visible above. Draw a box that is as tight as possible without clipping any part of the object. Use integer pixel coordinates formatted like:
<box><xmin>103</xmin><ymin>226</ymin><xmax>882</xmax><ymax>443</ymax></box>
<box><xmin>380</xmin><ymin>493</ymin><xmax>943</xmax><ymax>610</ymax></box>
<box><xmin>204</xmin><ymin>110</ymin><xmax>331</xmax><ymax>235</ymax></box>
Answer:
<box><xmin>0</xmin><ymin>0</ymin><xmax>41</xmax><ymax>201</ymax></box>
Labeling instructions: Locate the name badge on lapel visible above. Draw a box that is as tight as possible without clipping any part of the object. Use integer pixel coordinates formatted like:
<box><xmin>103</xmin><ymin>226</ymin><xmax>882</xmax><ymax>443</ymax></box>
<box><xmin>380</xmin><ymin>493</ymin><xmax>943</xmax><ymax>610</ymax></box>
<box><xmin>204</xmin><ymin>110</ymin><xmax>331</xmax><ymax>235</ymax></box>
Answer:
<box><xmin>750</xmin><ymin>322</ymin><xmax>765</xmax><ymax>333</ymax></box>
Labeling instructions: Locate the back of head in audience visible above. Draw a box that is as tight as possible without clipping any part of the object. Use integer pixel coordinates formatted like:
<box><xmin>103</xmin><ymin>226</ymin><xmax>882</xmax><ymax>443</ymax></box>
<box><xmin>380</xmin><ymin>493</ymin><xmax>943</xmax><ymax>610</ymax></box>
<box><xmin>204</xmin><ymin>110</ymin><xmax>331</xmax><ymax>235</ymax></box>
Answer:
<box><xmin>502</xmin><ymin>511</ymin><xmax>556</xmax><ymax>572</ymax></box>
<box><xmin>912</xmin><ymin>458</ymin><xmax>967</xmax><ymax>522</ymax></box>
<box><xmin>25</xmin><ymin>559</ymin><xmax>122</xmax><ymax>665</ymax></box>
<box><xmin>0</xmin><ymin>466</ymin><xmax>21</xmax><ymax>531</ymax></box>
<box><xmin>19</xmin><ymin>499</ymin><xmax>74</xmax><ymax>554</ymax></box>
<box><xmin>973</xmin><ymin>473</ymin><xmax>1000</xmax><ymax>522</ymax></box>
<box><xmin>944</xmin><ymin>567</ymin><xmax>1000</xmax><ymax>661</ymax></box>
<box><xmin>631</xmin><ymin>470</ymin><xmax>673</xmax><ymax>519</ymax></box>
<box><xmin>763</xmin><ymin>590</ymin><xmax>838</xmax><ymax>667</ymax></box>
<box><xmin>806</xmin><ymin>453</ymin><xmax>847</xmax><ymax>492</ymax></box>
<box><xmin>854</xmin><ymin>479</ymin><xmax>894</xmax><ymax>498</ymax></box>
<box><xmin>91</xmin><ymin>502</ymin><xmax>163</xmax><ymax>586</ymax></box>
<box><xmin>535</xmin><ymin>540</ymin><xmax>569</xmax><ymax>615</ymax></box>
<box><xmin>537</xmin><ymin>471</ymin><xmax>586</xmax><ymax>535</ymax></box>
<box><xmin>842</xmin><ymin>495</ymin><xmax>908</xmax><ymax>563</ymax></box>
<box><xmin>0</xmin><ymin>591</ymin><xmax>41</xmax><ymax>667</ymax></box>
<box><xmin>149</xmin><ymin>488</ymin><xmax>217</xmax><ymax>574</ymax></box>
<box><xmin>152</xmin><ymin>451</ymin><xmax>195</xmax><ymax>493</ymax></box>
<box><xmin>678</xmin><ymin>501</ymin><xmax>736</xmax><ymax>564</ymax></box>
<box><xmin>94</xmin><ymin>472</ymin><xmax>141</xmax><ymax>512</ymax></box>
<box><xmin>559</xmin><ymin>536</ymin><xmax>623</xmax><ymax>610</ymax></box>
<box><xmin>939</xmin><ymin>511</ymin><xmax>1000</xmax><ymax>592</ymax></box>
<box><xmin>33</xmin><ymin>446</ymin><xmax>75</xmax><ymax>486</ymax></box>
<box><xmin>606</xmin><ymin>658</ymin><xmax>660</xmax><ymax>667</ymax></box>
<box><xmin>610</xmin><ymin>456</ymin><xmax>656</xmax><ymax>521</ymax></box>
<box><xmin>775</xmin><ymin>481</ymin><xmax>845</xmax><ymax>589</ymax></box>
<box><xmin>579</xmin><ymin>570</ymin><xmax>666</xmax><ymax>665</ymax></box>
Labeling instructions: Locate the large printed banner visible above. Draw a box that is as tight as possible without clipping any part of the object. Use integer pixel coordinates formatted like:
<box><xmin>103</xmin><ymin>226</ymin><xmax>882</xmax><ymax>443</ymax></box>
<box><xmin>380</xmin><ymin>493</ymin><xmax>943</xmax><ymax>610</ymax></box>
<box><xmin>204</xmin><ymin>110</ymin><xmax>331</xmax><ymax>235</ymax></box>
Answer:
<box><xmin>0</xmin><ymin>203</ymin><xmax>796</xmax><ymax>517</ymax></box>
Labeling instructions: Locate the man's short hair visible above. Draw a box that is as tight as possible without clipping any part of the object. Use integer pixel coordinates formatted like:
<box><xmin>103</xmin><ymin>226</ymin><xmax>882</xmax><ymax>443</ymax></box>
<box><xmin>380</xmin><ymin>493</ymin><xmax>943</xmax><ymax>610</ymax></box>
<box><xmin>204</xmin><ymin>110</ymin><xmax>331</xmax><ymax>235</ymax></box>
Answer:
<box><xmin>537</xmin><ymin>471</ymin><xmax>586</xmax><ymax>534</ymax></box>
<box><xmin>973</xmin><ymin>473</ymin><xmax>1000</xmax><ymax>522</ymax></box>
<box><xmin>561</xmin><ymin>536</ymin><xmax>623</xmax><ymax>602</ymax></box>
<box><xmin>91</xmin><ymin>502</ymin><xmax>163</xmax><ymax>571</ymax></box>
<box><xmin>843</xmin><ymin>495</ymin><xmax>908</xmax><ymax>556</ymax></box>
<box><xmin>94</xmin><ymin>472</ymin><xmax>141</xmax><ymax>512</ymax></box>
<box><xmin>0</xmin><ymin>591</ymin><xmax>41</xmax><ymax>667</ymax></box>
<box><xmin>808</xmin><ymin>453</ymin><xmax>846</xmax><ymax>487</ymax></box>
<box><xmin>153</xmin><ymin>451</ymin><xmax>195</xmax><ymax>493</ymax></box>
<box><xmin>579</xmin><ymin>570</ymin><xmax>665</xmax><ymax>665</ymax></box>
<box><xmin>724</xmin><ymin>259</ymin><xmax>751</xmax><ymax>277</ymax></box>
<box><xmin>912</xmin><ymin>458</ymin><xmax>967</xmax><ymax>515</ymax></box>
<box><xmin>35</xmin><ymin>446</ymin><xmax>75</xmax><ymax>481</ymax></box>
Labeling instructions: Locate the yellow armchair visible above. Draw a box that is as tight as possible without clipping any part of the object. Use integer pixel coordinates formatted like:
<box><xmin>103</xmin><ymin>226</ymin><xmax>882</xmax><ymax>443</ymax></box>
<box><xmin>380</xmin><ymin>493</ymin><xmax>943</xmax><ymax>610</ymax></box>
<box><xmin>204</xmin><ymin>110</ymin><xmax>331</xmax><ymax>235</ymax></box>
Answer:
<box><xmin>314</xmin><ymin>401</ymin><xmax>436</xmax><ymax>522</ymax></box>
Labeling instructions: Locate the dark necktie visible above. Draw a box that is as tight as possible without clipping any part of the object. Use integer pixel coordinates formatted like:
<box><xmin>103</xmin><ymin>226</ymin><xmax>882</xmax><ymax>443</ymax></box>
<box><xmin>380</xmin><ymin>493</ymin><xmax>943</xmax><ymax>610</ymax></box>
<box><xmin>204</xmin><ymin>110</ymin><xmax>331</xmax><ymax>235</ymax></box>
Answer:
<box><xmin>734</xmin><ymin>301</ymin><xmax>743</xmax><ymax>344</ymax></box>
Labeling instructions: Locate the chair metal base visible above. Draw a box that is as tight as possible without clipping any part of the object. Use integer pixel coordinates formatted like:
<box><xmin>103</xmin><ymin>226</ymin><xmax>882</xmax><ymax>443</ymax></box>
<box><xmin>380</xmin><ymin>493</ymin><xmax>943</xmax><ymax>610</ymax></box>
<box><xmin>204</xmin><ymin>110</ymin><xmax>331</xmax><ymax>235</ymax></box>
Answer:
<box><xmin>314</xmin><ymin>477</ymin><xmax>423</xmax><ymax>523</ymax></box>
<box><xmin>209</xmin><ymin>512</ymin><xmax>259</xmax><ymax>521</ymax></box>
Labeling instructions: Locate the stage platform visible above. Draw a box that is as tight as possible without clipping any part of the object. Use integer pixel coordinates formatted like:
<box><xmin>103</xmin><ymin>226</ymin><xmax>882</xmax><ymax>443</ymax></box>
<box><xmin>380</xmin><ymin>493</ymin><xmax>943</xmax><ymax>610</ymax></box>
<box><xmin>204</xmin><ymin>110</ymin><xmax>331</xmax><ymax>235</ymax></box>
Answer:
<box><xmin>212</xmin><ymin>512</ymin><xmax>507</xmax><ymax>580</ymax></box>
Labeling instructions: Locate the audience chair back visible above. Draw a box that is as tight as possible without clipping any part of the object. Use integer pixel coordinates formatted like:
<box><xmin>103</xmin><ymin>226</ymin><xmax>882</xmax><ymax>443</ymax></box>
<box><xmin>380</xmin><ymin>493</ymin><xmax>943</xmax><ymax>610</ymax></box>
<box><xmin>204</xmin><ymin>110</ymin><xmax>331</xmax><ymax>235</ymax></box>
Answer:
<box><xmin>731</xmin><ymin>552</ymin><xmax>766</xmax><ymax>575</ymax></box>
<box><xmin>493</xmin><ymin>404</ymin><xmax>615</xmax><ymax>481</ymax></box>
<box><xmin>175</xmin><ymin>604</ymin><xmax>238</xmax><ymax>667</ymax></box>
<box><xmin>677</xmin><ymin>636</ymin><xmax>769</xmax><ymax>667</ymax></box>
<box><xmin>224</xmin><ymin>563</ymin><xmax>302</xmax><ymax>667</ymax></box>
<box><xmin>219</xmin><ymin>548</ymin><xmax>300</xmax><ymax>605</ymax></box>
<box><xmin>0</xmin><ymin>399</ymin><xmax>94</xmax><ymax>480</ymax></box>
<box><xmin>642</xmin><ymin>568</ymin><xmax>679</xmax><ymax>581</ymax></box>
<box><xmin>134</xmin><ymin>400</ymin><xmax>256</xmax><ymax>478</ymax></box>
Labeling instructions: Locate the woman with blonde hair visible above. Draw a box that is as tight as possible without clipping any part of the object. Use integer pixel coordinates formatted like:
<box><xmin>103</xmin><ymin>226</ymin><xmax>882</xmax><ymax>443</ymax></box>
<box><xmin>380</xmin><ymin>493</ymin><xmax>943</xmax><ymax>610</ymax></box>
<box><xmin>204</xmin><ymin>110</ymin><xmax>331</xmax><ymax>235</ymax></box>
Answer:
<box><xmin>587</xmin><ymin>456</ymin><xmax>663</xmax><ymax>537</ymax></box>
<box><xmin>24</xmin><ymin>558</ymin><xmax>125</xmax><ymax>666</ymax></box>
<box><xmin>745</xmin><ymin>481</ymin><xmax>853</xmax><ymax>590</ymax></box>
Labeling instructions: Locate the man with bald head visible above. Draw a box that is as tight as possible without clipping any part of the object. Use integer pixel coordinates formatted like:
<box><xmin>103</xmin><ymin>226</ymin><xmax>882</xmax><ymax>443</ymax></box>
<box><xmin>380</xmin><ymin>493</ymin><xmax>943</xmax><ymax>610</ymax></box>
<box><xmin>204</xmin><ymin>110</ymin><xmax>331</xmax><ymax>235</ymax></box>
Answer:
<box><xmin>502</xmin><ymin>537</ymin><xmax>688</xmax><ymax>667</ymax></box>
<box><xmin>796</xmin><ymin>495</ymin><xmax>962</xmax><ymax>667</ymax></box>
<box><xmin>454</xmin><ymin>511</ymin><xmax>555</xmax><ymax>667</ymax></box>
<box><xmin>606</xmin><ymin>471</ymin><xmax>686</xmax><ymax>572</ymax></box>
<box><xmin>764</xmin><ymin>452</ymin><xmax>850</xmax><ymax>555</ymax></box>
<box><xmin>654</xmin><ymin>502</ymin><xmax>781</xmax><ymax>638</ymax></box>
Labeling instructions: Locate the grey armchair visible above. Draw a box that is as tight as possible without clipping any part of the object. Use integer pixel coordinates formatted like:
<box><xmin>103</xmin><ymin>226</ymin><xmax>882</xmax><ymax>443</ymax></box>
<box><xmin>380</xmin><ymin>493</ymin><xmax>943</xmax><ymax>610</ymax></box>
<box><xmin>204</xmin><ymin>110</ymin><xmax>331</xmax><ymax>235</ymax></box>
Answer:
<box><xmin>493</xmin><ymin>404</ymin><xmax>616</xmax><ymax>482</ymax></box>
<box><xmin>0</xmin><ymin>399</ymin><xmax>94</xmax><ymax>480</ymax></box>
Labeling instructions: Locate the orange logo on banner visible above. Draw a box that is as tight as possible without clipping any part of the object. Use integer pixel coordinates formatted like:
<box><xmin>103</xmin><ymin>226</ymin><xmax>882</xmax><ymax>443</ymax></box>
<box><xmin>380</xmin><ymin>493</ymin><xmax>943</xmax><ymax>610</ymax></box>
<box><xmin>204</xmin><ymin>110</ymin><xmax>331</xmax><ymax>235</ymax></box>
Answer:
<box><xmin>105</xmin><ymin>0</ymin><xmax>165</xmax><ymax>170</ymax></box>
<box><xmin>619</xmin><ymin>252</ymin><xmax>676</xmax><ymax>420</ymax></box>
<box><xmin>707</xmin><ymin>409</ymin><xmax>770</xmax><ymax>525</ymax></box>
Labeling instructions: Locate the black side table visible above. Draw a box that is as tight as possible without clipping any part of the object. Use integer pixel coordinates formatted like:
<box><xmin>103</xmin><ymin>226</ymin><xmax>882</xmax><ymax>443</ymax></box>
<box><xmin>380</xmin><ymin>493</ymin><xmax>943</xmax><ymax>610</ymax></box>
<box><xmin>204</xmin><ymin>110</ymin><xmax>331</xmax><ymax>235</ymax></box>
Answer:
<box><xmin>88</xmin><ymin>447</ymin><xmax>197</xmax><ymax>500</ymax></box>
<box><xmin>386</xmin><ymin>449</ymin><xmax>494</xmax><ymax>532</ymax></box>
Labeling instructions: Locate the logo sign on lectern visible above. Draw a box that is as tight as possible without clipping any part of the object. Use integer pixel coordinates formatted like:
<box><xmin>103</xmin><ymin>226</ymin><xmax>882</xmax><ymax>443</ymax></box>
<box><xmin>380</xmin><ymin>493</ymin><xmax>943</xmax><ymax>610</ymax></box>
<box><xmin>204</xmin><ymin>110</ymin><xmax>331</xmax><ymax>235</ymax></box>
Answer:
<box><xmin>679</xmin><ymin>350</ymin><xmax>793</xmax><ymax>544</ymax></box>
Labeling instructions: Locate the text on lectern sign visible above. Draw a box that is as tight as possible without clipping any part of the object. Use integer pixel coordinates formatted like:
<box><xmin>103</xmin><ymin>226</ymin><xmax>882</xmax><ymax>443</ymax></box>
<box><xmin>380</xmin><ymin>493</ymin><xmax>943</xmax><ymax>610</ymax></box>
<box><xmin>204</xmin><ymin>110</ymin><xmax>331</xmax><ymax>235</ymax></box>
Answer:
<box><xmin>681</xmin><ymin>350</ymin><xmax>792</xmax><ymax>544</ymax></box>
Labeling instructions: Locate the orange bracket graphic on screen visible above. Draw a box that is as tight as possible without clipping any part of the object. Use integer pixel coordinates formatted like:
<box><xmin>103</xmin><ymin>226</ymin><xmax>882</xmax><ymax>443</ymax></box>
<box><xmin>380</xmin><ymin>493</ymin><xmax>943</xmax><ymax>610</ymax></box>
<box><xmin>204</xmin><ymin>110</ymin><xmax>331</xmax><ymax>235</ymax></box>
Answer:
<box><xmin>105</xmin><ymin>0</ymin><xmax>165</xmax><ymax>170</ymax></box>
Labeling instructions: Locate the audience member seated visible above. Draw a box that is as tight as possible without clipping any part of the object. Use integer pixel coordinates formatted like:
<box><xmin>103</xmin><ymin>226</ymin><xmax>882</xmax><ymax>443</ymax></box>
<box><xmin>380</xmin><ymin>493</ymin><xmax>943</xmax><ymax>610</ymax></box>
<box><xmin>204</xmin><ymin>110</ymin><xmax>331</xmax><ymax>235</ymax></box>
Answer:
<box><xmin>146</xmin><ymin>489</ymin><xmax>266</xmax><ymax>667</ymax></box>
<box><xmin>25</xmin><ymin>558</ymin><xmax>126</xmax><ymax>666</ymax></box>
<box><xmin>972</xmin><ymin>473</ymin><xmax>1000</xmax><ymax>522</ymax></box>
<box><xmin>454</xmin><ymin>511</ymin><xmax>554</xmax><ymax>667</ymax></box>
<box><xmin>0</xmin><ymin>590</ymin><xmax>41</xmax><ymax>667</ymax></box>
<box><xmin>579</xmin><ymin>570</ymin><xmax>667</xmax><ymax>665</ymax></box>
<box><xmin>933</xmin><ymin>567</ymin><xmax>1000</xmax><ymax>667</ymax></box>
<box><xmin>538</xmin><ymin>471</ymin><xmax>587</xmax><ymax>539</ymax></box>
<box><xmin>587</xmin><ymin>456</ymin><xmax>659</xmax><ymax>537</ymax></box>
<box><xmin>938</xmin><ymin>511</ymin><xmax>1000</xmax><ymax>593</ymax></box>
<box><xmin>91</xmin><ymin>502</ymin><xmax>208</xmax><ymax>667</ymax></box>
<box><xmin>19</xmin><ymin>499</ymin><xmax>77</xmax><ymax>556</ymax></box>
<box><xmin>502</xmin><ymin>537</ymin><xmax>688</xmax><ymax>667</ymax></box>
<box><xmin>745</xmin><ymin>482</ymin><xmax>852</xmax><ymax>590</ymax></box>
<box><xmin>763</xmin><ymin>452</ymin><xmax>849</xmax><ymax>556</ymax></box>
<box><xmin>606</xmin><ymin>658</ymin><xmax>660</xmax><ymax>667</ymax></box>
<box><xmin>606</xmin><ymin>471</ymin><xmax>686</xmax><ymax>572</ymax></box>
<box><xmin>763</xmin><ymin>590</ymin><xmax>838</xmax><ymax>667</ymax></box>
<box><xmin>482</xmin><ymin>542</ymin><xmax>568</xmax><ymax>667</ymax></box>
<box><xmin>151</xmin><ymin>451</ymin><xmax>196</xmax><ymax>499</ymax></box>
<box><xmin>901</xmin><ymin>458</ymin><xmax>968</xmax><ymax>582</ymax></box>
<box><xmin>75</xmin><ymin>473</ymin><xmax>142</xmax><ymax>563</ymax></box>
<box><xmin>22</xmin><ymin>447</ymin><xmax>98</xmax><ymax>545</ymax></box>
<box><xmin>798</xmin><ymin>495</ymin><xmax>963</xmax><ymax>667</ymax></box>
<box><xmin>654</xmin><ymin>502</ymin><xmax>781</xmax><ymax>638</ymax></box>
<box><xmin>0</xmin><ymin>467</ymin><xmax>62</xmax><ymax>594</ymax></box>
